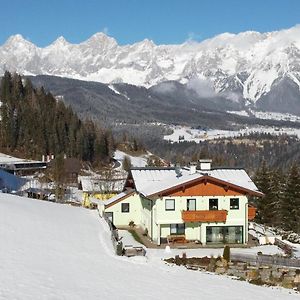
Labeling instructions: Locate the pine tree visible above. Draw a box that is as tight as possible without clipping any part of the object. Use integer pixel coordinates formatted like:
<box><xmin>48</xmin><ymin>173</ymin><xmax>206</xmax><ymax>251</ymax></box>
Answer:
<box><xmin>281</xmin><ymin>164</ymin><xmax>300</xmax><ymax>232</ymax></box>
<box><xmin>53</xmin><ymin>154</ymin><xmax>66</xmax><ymax>202</ymax></box>
<box><xmin>268</xmin><ymin>168</ymin><xmax>285</xmax><ymax>227</ymax></box>
<box><xmin>254</xmin><ymin>160</ymin><xmax>273</xmax><ymax>224</ymax></box>
<box><xmin>122</xmin><ymin>155</ymin><xmax>132</xmax><ymax>172</ymax></box>
<box><xmin>0</xmin><ymin>72</ymin><xmax>114</xmax><ymax>165</ymax></box>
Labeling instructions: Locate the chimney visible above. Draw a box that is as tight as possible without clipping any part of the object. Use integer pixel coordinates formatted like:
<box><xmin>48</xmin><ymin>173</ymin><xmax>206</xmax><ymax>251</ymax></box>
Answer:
<box><xmin>190</xmin><ymin>162</ymin><xmax>197</xmax><ymax>175</ymax></box>
<box><xmin>199</xmin><ymin>159</ymin><xmax>212</xmax><ymax>171</ymax></box>
<box><xmin>175</xmin><ymin>163</ymin><xmax>182</xmax><ymax>177</ymax></box>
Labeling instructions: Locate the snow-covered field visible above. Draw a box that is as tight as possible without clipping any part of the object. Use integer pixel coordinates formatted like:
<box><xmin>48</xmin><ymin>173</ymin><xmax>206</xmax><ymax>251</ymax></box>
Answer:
<box><xmin>227</xmin><ymin>110</ymin><xmax>300</xmax><ymax>123</ymax></box>
<box><xmin>164</xmin><ymin>125</ymin><xmax>300</xmax><ymax>143</ymax></box>
<box><xmin>114</xmin><ymin>149</ymin><xmax>148</xmax><ymax>168</ymax></box>
<box><xmin>0</xmin><ymin>194</ymin><xmax>298</xmax><ymax>299</ymax></box>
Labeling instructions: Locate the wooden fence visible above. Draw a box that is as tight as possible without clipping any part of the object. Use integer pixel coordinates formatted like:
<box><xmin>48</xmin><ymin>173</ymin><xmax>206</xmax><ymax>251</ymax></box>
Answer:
<box><xmin>274</xmin><ymin>238</ymin><xmax>294</xmax><ymax>257</ymax></box>
<box><xmin>231</xmin><ymin>253</ymin><xmax>300</xmax><ymax>268</ymax></box>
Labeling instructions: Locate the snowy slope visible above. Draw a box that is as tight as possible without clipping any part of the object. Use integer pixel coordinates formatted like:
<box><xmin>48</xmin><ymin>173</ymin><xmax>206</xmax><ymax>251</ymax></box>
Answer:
<box><xmin>0</xmin><ymin>194</ymin><xmax>298</xmax><ymax>299</ymax></box>
<box><xmin>114</xmin><ymin>150</ymin><xmax>148</xmax><ymax>168</ymax></box>
<box><xmin>164</xmin><ymin>124</ymin><xmax>300</xmax><ymax>143</ymax></box>
<box><xmin>1</xmin><ymin>26</ymin><xmax>300</xmax><ymax>105</ymax></box>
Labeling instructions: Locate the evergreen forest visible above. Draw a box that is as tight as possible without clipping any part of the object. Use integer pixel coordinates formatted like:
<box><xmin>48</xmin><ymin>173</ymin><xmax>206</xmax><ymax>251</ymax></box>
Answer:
<box><xmin>254</xmin><ymin>162</ymin><xmax>300</xmax><ymax>234</ymax></box>
<box><xmin>0</xmin><ymin>72</ymin><xmax>114</xmax><ymax>164</ymax></box>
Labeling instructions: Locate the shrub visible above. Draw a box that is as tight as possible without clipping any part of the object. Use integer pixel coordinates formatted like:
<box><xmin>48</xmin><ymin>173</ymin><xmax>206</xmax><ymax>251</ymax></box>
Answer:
<box><xmin>223</xmin><ymin>245</ymin><xmax>231</xmax><ymax>262</ymax></box>
<box><xmin>129</xmin><ymin>221</ymin><xmax>135</xmax><ymax>228</ymax></box>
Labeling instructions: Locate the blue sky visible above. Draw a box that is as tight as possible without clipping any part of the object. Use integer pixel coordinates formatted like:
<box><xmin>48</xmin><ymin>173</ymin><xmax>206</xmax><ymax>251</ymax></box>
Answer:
<box><xmin>0</xmin><ymin>0</ymin><xmax>299</xmax><ymax>46</ymax></box>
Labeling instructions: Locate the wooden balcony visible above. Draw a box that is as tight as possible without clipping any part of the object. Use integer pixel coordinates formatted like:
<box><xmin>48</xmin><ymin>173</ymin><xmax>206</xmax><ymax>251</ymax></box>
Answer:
<box><xmin>182</xmin><ymin>210</ymin><xmax>227</xmax><ymax>223</ymax></box>
<box><xmin>248</xmin><ymin>206</ymin><xmax>256</xmax><ymax>221</ymax></box>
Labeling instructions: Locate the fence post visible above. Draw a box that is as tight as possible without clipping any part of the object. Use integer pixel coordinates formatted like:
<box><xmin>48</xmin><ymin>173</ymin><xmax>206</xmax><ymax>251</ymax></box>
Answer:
<box><xmin>102</xmin><ymin>212</ymin><xmax>124</xmax><ymax>256</ymax></box>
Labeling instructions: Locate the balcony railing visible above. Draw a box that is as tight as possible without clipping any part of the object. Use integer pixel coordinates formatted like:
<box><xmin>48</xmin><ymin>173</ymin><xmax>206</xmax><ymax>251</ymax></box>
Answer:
<box><xmin>182</xmin><ymin>210</ymin><xmax>227</xmax><ymax>223</ymax></box>
<box><xmin>248</xmin><ymin>206</ymin><xmax>256</xmax><ymax>221</ymax></box>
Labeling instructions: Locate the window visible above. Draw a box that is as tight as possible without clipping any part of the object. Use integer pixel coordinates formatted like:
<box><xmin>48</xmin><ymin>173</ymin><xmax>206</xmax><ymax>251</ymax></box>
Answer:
<box><xmin>230</xmin><ymin>198</ymin><xmax>239</xmax><ymax>210</ymax></box>
<box><xmin>165</xmin><ymin>199</ymin><xmax>175</xmax><ymax>211</ymax></box>
<box><xmin>121</xmin><ymin>203</ymin><xmax>130</xmax><ymax>213</ymax></box>
<box><xmin>187</xmin><ymin>198</ymin><xmax>196</xmax><ymax>211</ymax></box>
<box><xmin>206</xmin><ymin>226</ymin><xmax>243</xmax><ymax>244</ymax></box>
<box><xmin>170</xmin><ymin>224</ymin><xmax>185</xmax><ymax>235</ymax></box>
<box><xmin>209</xmin><ymin>198</ymin><xmax>218</xmax><ymax>210</ymax></box>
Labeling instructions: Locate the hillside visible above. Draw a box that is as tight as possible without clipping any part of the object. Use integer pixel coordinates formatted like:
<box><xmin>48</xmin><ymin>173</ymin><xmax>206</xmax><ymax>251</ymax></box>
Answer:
<box><xmin>0</xmin><ymin>194</ymin><xmax>298</xmax><ymax>299</ymax></box>
<box><xmin>29</xmin><ymin>75</ymin><xmax>240</xmax><ymax>128</ymax></box>
<box><xmin>28</xmin><ymin>75</ymin><xmax>300</xmax><ymax>129</ymax></box>
<box><xmin>0</xmin><ymin>72</ymin><xmax>113</xmax><ymax>163</ymax></box>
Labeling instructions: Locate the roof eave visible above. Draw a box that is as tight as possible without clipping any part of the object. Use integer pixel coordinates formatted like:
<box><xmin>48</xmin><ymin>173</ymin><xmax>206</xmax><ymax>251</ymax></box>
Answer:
<box><xmin>104</xmin><ymin>190</ymin><xmax>135</xmax><ymax>209</ymax></box>
<box><xmin>145</xmin><ymin>175</ymin><xmax>264</xmax><ymax>198</ymax></box>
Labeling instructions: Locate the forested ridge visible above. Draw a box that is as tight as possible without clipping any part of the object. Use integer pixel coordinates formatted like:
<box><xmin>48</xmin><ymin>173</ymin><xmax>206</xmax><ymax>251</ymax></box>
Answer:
<box><xmin>0</xmin><ymin>72</ymin><xmax>114</xmax><ymax>163</ymax></box>
<box><xmin>143</xmin><ymin>133</ymin><xmax>300</xmax><ymax>173</ymax></box>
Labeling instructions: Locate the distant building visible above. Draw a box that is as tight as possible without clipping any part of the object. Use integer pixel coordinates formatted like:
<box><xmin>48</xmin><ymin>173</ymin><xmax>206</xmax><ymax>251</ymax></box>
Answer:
<box><xmin>0</xmin><ymin>168</ymin><xmax>27</xmax><ymax>193</ymax></box>
<box><xmin>99</xmin><ymin>160</ymin><xmax>263</xmax><ymax>246</ymax></box>
<box><xmin>0</xmin><ymin>153</ymin><xmax>47</xmax><ymax>175</ymax></box>
<box><xmin>79</xmin><ymin>174</ymin><xmax>127</xmax><ymax>207</ymax></box>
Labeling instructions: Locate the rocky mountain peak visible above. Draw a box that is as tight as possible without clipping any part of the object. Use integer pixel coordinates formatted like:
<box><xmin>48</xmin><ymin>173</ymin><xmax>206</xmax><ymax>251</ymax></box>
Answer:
<box><xmin>0</xmin><ymin>26</ymin><xmax>300</xmax><ymax>108</ymax></box>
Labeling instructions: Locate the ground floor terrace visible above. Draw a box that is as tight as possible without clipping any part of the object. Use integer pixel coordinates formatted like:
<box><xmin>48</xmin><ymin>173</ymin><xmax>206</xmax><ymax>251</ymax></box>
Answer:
<box><xmin>105</xmin><ymin>207</ymin><xmax>254</xmax><ymax>246</ymax></box>
<box><xmin>116</xmin><ymin>225</ymin><xmax>257</xmax><ymax>249</ymax></box>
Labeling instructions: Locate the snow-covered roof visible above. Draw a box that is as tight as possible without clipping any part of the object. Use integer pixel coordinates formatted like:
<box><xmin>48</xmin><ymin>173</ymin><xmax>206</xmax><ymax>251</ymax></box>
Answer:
<box><xmin>209</xmin><ymin>169</ymin><xmax>258</xmax><ymax>192</ymax></box>
<box><xmin>0</xmin><ymin>153</ymin><xmax>41</xmax><ymax>164</ymax></box>
<box><xmin>104</xmin><ymin>189</ymin><xmax>135</xmax><ymax>207</ymax></box>
<box><xmin>79</xmin><ymin>176</ymin><xmax>126</xmax><ymax>193</ymax></box>
<box><xmin>130</xmin><ymin>167</ymin><xmax>261</xmax><ymax>197</ymax></box>
<box><xmin>0</xmin><ymin>153</ymin><xmax>46</xmax><ymax>172</ymax></box>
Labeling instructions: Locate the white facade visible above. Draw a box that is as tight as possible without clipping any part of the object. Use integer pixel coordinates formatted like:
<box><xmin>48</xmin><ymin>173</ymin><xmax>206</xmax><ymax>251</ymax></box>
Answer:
<box><xmin>102</xmin><ymin>167</ymin><xmax>262</xmax><ymax>246</ymax></box>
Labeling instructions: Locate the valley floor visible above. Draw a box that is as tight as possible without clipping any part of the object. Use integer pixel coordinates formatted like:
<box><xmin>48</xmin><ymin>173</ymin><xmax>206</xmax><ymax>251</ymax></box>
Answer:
<box><xmin>0</xmin><ymin>194</ymin><xmax>298</xmax><ymax>300</ymax></box>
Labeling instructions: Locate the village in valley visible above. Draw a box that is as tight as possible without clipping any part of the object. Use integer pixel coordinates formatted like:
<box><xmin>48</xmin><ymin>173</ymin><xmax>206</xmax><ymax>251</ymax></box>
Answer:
<box><xmin>2</xmin><ymin>1</ymin><xmax>300</xmax><ymax>299</ymax></box>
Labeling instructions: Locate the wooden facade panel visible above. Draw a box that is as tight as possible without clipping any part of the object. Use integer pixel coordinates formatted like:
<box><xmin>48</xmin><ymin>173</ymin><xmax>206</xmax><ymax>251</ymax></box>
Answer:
<box><xmin>248</xmin><ymin>206</ymin><xmax>256</xmax><ymax>221</ymax></box>
<box><xmin>182</xmin><ymin>210</ymin><xmax>228</xmax><ymax>223</ymax></box>
<box><xmin>168</xmin><ymin>181</ymin><xmax>243</xmax><ymax>197</ymax></box>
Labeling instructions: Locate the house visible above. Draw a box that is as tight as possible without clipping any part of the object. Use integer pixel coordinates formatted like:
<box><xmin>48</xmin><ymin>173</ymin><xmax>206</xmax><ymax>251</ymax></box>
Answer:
<box><xmin>0</xmin><ymin>169</ymin><xmax>28</xmax><ymax>193</ymax></box>
<box><xmin>0</xmin><ymin>153</ymin><xmax>47</xmax><ymax>175</ymax></box>
<box><xmin>99</xmin><ymin>160</ymin><xmax>263</xmax><ymax>246</ymax></box>
<box><xmin>79</xmin><ymin>175</ymin><xmax>127</xmax><ymax>207</ymax></box>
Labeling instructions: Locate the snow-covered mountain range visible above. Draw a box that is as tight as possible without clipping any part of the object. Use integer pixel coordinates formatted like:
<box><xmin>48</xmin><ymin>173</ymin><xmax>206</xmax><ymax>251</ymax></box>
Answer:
<box><xmin>1</xmin><ymin>26</ymin><xmax>300</xmax><ymax>108</ymax></box>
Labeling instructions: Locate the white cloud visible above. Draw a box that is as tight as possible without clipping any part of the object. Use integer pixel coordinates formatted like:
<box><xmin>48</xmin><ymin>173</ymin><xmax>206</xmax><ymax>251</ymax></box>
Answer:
<box><xmin>153</xmin><ymin>82</ymin><xmax>177</xmax><ymax>94</ymax></box>
<box><xmin>187</xmin><ymin>77</ymin><xmax>216</xmax><ymax>98</ymax></box>
<box><xmin>101</xmin><ymin>27</ymin><xmax>109</xmax><ymax>35</ymax></box>
<box><xmin>186</xmin><ymin>32</ymin><xmax>202</xmax><ymax>43</ymax></box>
